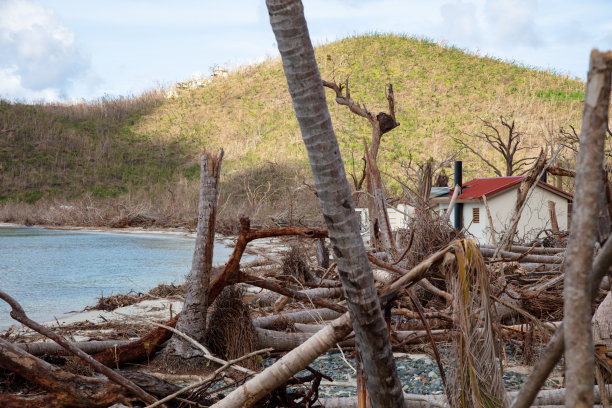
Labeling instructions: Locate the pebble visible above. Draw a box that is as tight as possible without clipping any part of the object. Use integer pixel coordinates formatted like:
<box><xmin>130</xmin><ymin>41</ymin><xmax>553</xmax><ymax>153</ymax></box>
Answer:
<box><xmin>264</xmin><ymin>347</ymin><xmax>533</xmax><ymax>399</ymax></box>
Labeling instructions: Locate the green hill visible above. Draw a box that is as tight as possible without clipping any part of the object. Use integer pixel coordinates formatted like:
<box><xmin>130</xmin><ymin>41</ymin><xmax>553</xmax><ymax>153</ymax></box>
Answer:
<box><xmin>0</xmin><ymin>34</ymin><xmax>586</xmax><ymax>228</ymax></box>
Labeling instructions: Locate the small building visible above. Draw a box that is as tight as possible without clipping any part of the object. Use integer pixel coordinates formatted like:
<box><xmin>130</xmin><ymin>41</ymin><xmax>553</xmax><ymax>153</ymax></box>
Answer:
<box><xmin>432</xmin><ymin>176</ymin><xmax>573</xmax><ymax>245</ymax></box>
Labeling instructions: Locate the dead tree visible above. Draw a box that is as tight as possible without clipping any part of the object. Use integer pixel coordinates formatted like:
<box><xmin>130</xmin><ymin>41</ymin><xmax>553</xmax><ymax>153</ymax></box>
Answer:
<box><xmin>160</xmin><ymin>149</ymin><xmax>223</xmax><ymax>366</ymax></box>
<box><xmin>322</xmin><ymin>77</ymin><xmax>399</xmax><ymax>255</ymax></box>
<box><xmin>454</xmin><ymin>116</ymin><xmax>535</xmax><ymax>177</ymax></box>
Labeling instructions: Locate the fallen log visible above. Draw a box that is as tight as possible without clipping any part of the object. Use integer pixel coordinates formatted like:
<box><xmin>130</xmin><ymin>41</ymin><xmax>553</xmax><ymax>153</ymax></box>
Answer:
<box><xmin>208</xmin><ymin>217</ymin><xmax>328</xmax><ymax>307</ymax></box>
<box><xmin>238</xmin><ymin>272</ymin><xmax>345</xmax><ymax>312</ymax></box>
<box><xmin>16</xmin><ymin>340</ymin><xmax>131</xmax><ymax>356</ymax></box>
<box><xmin>0</xmin><ymin>394</ymin><xmax>63</xmax><ymax>408</ymax></box>
<box><xmin>480</xmin><ymin>248</ymin><xmax>564</xmax><ymax>264</ymax></box>
<box><xmin>479</xmin><ymin>244</ymin><xmax>565</xmax><ymax>255</ymax></box>
<box><xmin>252</xmin><ymin>308</ymin><xmax>342</xmax><ymax>328</ymax></box>
<box><xmin>0</xmin><ymin>338</ymin><xmax>132</xmax><ymax>407</ymax></box>
<box><xmin>93</xmin><ymin>314</ymin><xmax>178</xmax><ymax>367</ymax></box>
<box><xmin>256</xmin><ymin>326</ymin><xmax>451</xmax><ymax>350</ymax></box>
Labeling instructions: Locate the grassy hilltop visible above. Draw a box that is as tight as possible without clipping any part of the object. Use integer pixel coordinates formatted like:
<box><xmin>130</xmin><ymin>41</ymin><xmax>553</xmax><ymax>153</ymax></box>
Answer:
<box><xmin>0</xmin><ymin>34</ymin><xmax>586</xmax><ymax>228</ymax></box>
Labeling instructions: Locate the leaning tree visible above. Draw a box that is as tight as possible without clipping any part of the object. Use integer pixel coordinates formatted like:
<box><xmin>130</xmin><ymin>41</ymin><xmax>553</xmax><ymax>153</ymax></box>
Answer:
<box><xmin>265</xmin><ymin>0</ymin><xmax>404</xmax><ymax>406</ymax></box>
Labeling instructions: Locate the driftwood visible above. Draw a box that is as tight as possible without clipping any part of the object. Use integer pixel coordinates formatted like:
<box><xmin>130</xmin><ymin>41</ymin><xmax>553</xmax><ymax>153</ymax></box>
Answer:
<box><xmin>93</xmin><ymin>314</ymin><xmax>178</xmax><ymax>367</ymax></box>
<box><xmin>252</xmin><ymin>308</ymin><xmax>342</xmax><ymax>328</ymax></box>
<box><xmin>0</xmin><ymin>337</ymin><xmax>131</xmax><ymax>408</ymax></box>
<box><xmin>548</xmin><ymin>200</ymin><xmax>560</xmax><ymax>233</ymax></box>
<box><xmin>512</xmin><ymin>216</ymin><xmax>612</xmax><ymax>408</ymax></box>
<box><xmin>17</xmin><ymin>339</ymin><xmax>131</xmax><ymax>356</ymax></box>
<box><xmin>0</xmin><ymin>290</ymin><xmax>158</xmax><ymax>405</ymax></box>
<box><xmin>496</xmin><ymin>148</ymin><xmax>549</xmax><ymax>255</ymax></box>
<box><xmin>208</xmin><ymin>217</ymin><xmax>328</xmax><ymax>310</ymax></box>
<box><xmin>480</xmin><ymin>248</ymin><xmax>564</xmax><ymax>264</ymax></box>
<box><xmin>239</xmin><ymin>272</ymin><xmax>345</xmax><ymax>312</ymax></box>
<box><xmin>479</xmin><ymin>244</ymin><xmax>565</xmax><ymax>255</ymax></box>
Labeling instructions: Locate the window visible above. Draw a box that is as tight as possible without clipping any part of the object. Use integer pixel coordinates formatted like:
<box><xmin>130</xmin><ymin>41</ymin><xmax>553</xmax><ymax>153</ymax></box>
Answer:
<box><xmin>472</xmin><ymin>207</ymin><xmax>480</xmax><ymax>223</ymax></box>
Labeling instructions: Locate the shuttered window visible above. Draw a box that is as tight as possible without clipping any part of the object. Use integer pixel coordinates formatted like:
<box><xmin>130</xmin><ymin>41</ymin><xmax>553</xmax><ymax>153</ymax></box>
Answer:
<box><xmin>472</xmin><ymin>207</ymin><xmax>480</xmax><ymax>223</ymax></box>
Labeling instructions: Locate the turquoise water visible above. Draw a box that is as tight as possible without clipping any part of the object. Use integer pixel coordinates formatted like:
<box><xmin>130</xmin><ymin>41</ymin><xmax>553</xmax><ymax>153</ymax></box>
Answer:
<box><xmin>0</xmin><ymin>227</ymin><xmax>234</xmax><ymax>329</ymax></box>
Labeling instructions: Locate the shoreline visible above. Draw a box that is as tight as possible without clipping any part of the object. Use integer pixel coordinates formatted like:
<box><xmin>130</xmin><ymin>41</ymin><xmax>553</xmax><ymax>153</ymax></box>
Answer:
<box><xmin>0</xmin><ymin>224</ymin><xmax>289</xmax><ymax>331</ymax></box>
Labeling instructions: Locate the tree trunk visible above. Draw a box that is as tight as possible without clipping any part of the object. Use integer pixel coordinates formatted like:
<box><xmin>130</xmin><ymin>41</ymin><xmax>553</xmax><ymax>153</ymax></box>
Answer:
<box><xmin>364</xmin><ymin>139</ymin><xmax>396</xmax><ymax>257</ymax></box>
<box><xmin>266</xmin><ymin>1</ymin><xmax>404</xmax><ymax>407</ymax></box>
<box><xmin>564</xmin><ymin>49</ymin><xmax>612</xmax><ymax>408</ymax></box>
<box><xmin>164</xmin><ymin>149</ymin><xmax>223</xmax><ymax>359</ymax></box>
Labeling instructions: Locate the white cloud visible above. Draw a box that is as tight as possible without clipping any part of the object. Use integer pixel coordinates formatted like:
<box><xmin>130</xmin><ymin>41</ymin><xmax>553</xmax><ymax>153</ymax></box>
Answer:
<box><xmin>483</xmin><ymin>0</ymin><xmax>541</xmax><ymax>47</ymax></box>
<box><xmin>440</xmin><ymin>1</ymin><xmax>480</xmax><ymax>42</ymax></box>
<box><xmin>0</xmin><ymin>0</ymin><xmax>90</xmax><ymax>100</ymax></box>
<box><xmin>0</xmin><ymin>66</ymin><xmax>62</xmax><ymax>101</ymax></box>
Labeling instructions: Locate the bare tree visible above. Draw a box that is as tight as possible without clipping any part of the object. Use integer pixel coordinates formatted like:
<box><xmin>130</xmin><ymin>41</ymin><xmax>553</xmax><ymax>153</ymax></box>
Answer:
<box><xmin>455</xmin><ymin>116</ymin><xmax>535</xmax><ymax>177</ymax></box>
<box><xmin>266</xmin><ymin>1</ymin><xmax>404</xmax><ymax>406</ymax></box>
<box><xmin>322</xmin><ymin>78</ymin><xmax>399</xmax><ymax>254</ymax></box>
<box><xmin>162</xmin><ymin>149</ymin><xmax>223</xmax><ymax>363</ymax></box>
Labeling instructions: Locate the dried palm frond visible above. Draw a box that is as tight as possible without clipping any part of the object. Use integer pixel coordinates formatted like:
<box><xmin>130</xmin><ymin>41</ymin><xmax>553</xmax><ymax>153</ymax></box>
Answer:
<box><xmin>446</xmin><ymin>239</ymin><xmax>509</xmax><ymax>408</ymax></box>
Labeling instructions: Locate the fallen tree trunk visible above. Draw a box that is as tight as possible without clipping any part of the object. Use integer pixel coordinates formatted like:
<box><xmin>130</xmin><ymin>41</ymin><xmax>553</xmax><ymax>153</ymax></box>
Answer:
<box><xmin>256</xmin><ymin>326</ymin><xmax>451</xmax><ymax>350</ymax></box>
<box><xmin>239</xmin><ymin>272</ymin><xmax>345</xmax><ymax>312</ymax></box>
<box><xmin>479</xmin><ymin>244</ymin><xmax>565</xmax><ymax>255</ymax></box>
<box><xmin>16</xmin><ymin>340</ymin><xmax>131</xmax><ymax>356</ymax></box>
<box><xmin>0</xmin><ymin>338</ymin><xmax>132</xmax><ymax>407</ymax></box>
<box><xmin>252</xmin><ymin>308</ymin><xmax>342</xmax><ymax>328</ymax></box>
<box><xmin>93</xmin><ymin>314</ymin><xmax>178</xmax><ymax>367</ymax></box>
<box><xmin>480</xmin><ymin>248</ymin><xmax>564</xmax><ymax>264</ymax></box>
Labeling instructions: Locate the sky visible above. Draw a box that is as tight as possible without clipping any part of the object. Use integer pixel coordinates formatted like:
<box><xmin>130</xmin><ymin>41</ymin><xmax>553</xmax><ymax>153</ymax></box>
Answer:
<box><xmin>0</xmin><ymin>0</ymin><xmax>611</xmax><ymax>103</ymax></box>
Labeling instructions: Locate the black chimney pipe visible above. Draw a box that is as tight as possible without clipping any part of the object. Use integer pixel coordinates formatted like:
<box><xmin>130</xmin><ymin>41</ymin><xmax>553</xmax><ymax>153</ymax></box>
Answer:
<box><xmin>454</xmin><ymin>161</ymin><xmax>463</xmax><ymax>230</ymax></box>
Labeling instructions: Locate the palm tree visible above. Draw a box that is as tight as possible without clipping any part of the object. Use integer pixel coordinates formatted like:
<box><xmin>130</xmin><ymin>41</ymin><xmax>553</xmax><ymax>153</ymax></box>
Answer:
<box><xmin>266</xmin><ymin>0</ymin><xmax>404</xmax><ymax>406</ymax></box>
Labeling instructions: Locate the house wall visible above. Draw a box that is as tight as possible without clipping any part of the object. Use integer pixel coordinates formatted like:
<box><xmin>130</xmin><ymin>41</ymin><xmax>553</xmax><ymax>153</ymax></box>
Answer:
<box><xmin>355</xmin><ymin>204</ymin><xmax>415</xmax><ymax>232</ymax></box>
<box><xmin>487</xmin><ymin>186</ymin><xmax>569</xmax><ymax>244</ymax></box>
<box><xmin>437</xmin><ymin>185</ymin><xmax>569</xmax><ymax>244</ymax></box>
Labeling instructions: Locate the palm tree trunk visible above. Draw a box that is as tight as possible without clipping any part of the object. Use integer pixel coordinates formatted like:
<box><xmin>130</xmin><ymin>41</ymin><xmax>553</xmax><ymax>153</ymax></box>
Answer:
<box><xmin>266</xmin><ymin>1</ymin><xmax>404</xmax><ymax>406</ymax></box>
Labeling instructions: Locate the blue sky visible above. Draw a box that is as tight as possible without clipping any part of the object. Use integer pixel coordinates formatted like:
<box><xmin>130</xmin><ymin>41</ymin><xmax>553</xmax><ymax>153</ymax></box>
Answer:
<box><xmin>0</xmin><ymin>0</ymin><xmax>611</xmax><ymax>102</ymax></box>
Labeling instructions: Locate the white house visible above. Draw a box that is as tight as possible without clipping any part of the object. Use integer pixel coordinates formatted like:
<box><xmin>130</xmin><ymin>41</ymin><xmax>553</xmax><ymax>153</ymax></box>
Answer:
<box><xmin>432</xmin><ymin>176</ymin><xmax>573</xmax><ymax>245</ymax></box>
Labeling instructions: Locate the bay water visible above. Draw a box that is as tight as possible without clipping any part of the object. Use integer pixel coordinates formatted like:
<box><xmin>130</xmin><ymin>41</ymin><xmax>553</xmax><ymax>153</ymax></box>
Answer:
<box><xmin>0</xmin><ymin>226</ymin><xmax>235</xmax><ymax>329</ymax></box>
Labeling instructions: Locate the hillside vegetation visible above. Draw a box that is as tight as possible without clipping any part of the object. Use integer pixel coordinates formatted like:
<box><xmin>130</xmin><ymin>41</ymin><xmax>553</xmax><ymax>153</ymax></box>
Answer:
<box><xmin>0</xmin><ymin>34</ymin><xmax>586</xmax><ymax>229</ymax></box>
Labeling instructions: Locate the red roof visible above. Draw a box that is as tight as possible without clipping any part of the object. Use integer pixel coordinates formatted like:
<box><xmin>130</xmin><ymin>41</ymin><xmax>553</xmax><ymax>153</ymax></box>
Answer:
<box><xmin>448</xmin><ymin>176</ymin><xmax>573</xmax><ymax>200</ymax></box>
